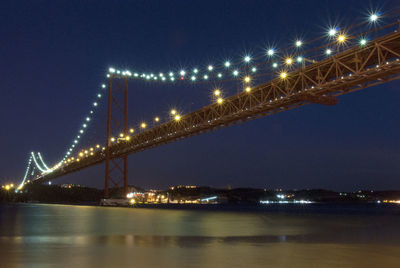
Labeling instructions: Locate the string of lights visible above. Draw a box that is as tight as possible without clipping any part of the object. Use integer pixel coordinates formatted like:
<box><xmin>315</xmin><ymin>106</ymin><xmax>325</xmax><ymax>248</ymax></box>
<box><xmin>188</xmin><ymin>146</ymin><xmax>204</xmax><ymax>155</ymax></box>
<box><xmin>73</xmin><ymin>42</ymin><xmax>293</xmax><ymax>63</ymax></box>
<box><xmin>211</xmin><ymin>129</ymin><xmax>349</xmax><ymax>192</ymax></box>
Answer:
<box><xmin>31</xmin><ymin>152</ymin><xmax>48</xmax><ymax>173</ymax></box>
<box><xmin>18</xmin><ymin>81</ymin><xmax>107</xmax><ymax>187</ymax></box>
<box><xmin>101</xmin><ymin>11</ymin><xmax>394</xmax><ymax>138</ymax></box>
<box><xmin>17</xmin><ymin>155</ymin><xmax>33</xmax><ymax>190</ymax></box>
<box><xmin>37</xmin><ymin>152</ymin><xmax>50</xmax><ymax>170</ymax></box>
<box><xmin>60</xmin><ymin>10</ymin><xmax>399</xmax><ymax>166</ymax></box>
<box><xmin>18</xmin><ymin>9</ymin><xmax>400</xmax><ymax>189</ymax></box>
<box><xmin>105</xmin><ymin>12</ymin><xmax>385</xmax><ymax>86</ymax></box>
<box><xmin>60</xmin><ymin>82</ymin><xmax>106</xmax><ymax>163</ymax></box>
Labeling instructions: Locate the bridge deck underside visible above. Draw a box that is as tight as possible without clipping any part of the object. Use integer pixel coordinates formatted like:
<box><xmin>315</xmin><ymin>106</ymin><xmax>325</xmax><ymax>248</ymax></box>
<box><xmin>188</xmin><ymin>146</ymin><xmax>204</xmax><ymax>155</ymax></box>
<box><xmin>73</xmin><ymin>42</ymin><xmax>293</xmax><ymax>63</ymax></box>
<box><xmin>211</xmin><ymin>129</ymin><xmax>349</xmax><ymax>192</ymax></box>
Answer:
<box><xmin>37</xmin><ymin>31</ymin><xmax>400</xmax><ymax>183</ymax></box>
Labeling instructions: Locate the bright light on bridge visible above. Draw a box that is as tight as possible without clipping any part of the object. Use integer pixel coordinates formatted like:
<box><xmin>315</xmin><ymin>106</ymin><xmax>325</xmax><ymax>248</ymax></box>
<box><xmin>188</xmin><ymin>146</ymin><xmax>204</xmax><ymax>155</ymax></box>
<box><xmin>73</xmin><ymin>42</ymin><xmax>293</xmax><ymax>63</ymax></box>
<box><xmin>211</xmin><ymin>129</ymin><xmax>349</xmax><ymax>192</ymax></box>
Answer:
<box><xmin>337</xmin><ymin>34</ymin><xmax>347</xmax><ymax>43</ymax></box>
<box><xmin>360</xmin><ymin>38</ymin><xmax>367</xmax><ymax>46</ymax></box>
<box><xmin>328</xmin><ymin>28</ymin><xmax>337</xmax><ymax>36</ymax></box>
<box><xmin>370</xmin><ymin>13</ymin><xmax>379</xmax><ymax>22</ymax></box>
<box><xmin>285</xmin><ymin>58</ymin><xmax>293</xmax><ymax>65</ymax></box>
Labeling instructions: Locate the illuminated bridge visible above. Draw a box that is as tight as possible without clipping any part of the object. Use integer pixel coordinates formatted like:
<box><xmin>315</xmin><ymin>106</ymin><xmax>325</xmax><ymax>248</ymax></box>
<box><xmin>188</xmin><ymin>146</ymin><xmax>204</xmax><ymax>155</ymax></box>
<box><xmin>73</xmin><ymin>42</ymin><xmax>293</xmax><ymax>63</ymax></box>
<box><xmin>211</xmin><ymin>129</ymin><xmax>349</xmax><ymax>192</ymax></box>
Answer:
<box><xmin>17</xmin><ymin>11</ymin><xmax>400</xmax><ymax>198</ymax></box>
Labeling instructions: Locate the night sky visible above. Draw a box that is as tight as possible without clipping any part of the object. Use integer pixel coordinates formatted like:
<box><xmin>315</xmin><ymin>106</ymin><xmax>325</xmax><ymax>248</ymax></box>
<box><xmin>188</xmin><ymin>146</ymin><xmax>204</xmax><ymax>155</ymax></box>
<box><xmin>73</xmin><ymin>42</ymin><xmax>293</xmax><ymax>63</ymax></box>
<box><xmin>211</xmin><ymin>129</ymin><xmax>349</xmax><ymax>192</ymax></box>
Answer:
<box><xmin>1</xmin><ymin>0</ymin><xmax>399</xmax><ymax>191</ymax></box>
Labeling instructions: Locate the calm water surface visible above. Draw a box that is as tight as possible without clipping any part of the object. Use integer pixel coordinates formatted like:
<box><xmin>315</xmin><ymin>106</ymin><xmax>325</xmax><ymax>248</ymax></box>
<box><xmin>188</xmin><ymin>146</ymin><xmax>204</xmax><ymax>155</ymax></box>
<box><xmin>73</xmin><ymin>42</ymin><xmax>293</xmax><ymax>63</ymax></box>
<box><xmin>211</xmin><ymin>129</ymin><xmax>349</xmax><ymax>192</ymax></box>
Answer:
<box><xmin>0</xmin><ymin>203</ymin><xmax>400</xmax><ymax>267</ymax></box>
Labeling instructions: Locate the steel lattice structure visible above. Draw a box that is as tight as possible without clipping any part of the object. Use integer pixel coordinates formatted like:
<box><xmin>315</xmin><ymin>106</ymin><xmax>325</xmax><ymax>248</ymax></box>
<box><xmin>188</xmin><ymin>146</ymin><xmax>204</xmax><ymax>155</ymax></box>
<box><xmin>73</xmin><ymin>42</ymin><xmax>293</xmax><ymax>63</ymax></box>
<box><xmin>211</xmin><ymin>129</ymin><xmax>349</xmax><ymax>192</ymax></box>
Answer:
<box><xmin>35</xmin><ymin>29</ymin><xmax>400</xmax><ymax>185</ymax></box>
<box><xmin>104</xmin><ymin>76</ymin><xmax>129</xmax><ymax>198</ymax></box>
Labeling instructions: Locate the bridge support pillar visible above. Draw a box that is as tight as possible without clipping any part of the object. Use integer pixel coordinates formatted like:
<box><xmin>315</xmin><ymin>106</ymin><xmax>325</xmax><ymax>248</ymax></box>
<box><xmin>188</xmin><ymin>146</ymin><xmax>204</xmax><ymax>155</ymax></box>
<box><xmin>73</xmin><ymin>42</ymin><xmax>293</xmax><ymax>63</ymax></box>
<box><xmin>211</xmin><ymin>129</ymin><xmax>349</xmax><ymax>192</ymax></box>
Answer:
<box><xmin>105</xmin><ymin>75</ymin><xmax>129</xmax><ymax>198</ymax></box>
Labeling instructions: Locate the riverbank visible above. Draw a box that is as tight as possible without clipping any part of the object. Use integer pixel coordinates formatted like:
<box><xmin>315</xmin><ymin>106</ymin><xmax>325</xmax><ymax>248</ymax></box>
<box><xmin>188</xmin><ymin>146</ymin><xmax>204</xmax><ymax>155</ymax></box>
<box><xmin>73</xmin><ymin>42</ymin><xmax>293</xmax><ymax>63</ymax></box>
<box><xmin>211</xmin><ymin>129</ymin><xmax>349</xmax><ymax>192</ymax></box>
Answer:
<box><xmin>2</xmin><ymin>184</ymin><xmax>400</xmax><ymax>208</ymax></box>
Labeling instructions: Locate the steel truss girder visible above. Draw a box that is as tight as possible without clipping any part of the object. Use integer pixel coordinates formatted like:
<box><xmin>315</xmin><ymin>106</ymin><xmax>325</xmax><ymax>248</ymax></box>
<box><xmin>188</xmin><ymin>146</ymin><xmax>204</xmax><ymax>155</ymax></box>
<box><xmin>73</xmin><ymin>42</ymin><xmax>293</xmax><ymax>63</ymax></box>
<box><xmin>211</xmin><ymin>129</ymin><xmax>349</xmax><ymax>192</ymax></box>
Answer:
<box><xmin>36</xmin><ymin>30</ymin><xmax>400</xmax><ymax>184</ymax></box>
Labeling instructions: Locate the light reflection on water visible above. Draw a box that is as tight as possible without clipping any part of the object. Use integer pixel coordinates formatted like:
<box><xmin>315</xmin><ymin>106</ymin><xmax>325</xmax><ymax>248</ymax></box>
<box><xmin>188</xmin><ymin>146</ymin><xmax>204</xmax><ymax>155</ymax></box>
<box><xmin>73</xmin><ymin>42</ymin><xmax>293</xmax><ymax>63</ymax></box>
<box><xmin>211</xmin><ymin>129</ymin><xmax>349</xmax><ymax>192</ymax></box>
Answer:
<box><xmin>0</xmin><ymin>203</ymin><xmax>399</xmax><ymax>267</ymax></box>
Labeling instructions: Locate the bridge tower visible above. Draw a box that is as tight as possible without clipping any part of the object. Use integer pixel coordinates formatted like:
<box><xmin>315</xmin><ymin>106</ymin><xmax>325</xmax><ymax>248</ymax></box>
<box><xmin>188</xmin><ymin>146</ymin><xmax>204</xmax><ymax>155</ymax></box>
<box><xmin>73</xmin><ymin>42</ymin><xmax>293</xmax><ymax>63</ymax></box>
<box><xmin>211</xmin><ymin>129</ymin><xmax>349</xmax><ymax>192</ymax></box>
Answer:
<box><xmin>104</xmin><ymin>74</ymin><xmax>129</xmax><ymax>198</ymax></box>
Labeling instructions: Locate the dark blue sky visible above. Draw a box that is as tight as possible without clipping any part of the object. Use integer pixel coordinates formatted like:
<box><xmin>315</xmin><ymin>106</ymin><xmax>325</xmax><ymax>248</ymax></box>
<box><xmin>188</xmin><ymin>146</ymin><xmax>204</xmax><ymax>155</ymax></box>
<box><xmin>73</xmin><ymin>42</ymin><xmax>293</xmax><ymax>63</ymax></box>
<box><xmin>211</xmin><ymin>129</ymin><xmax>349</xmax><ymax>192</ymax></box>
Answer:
<box><xmin>1</xmin><ymin>0</ymin><xmax>399</xmax><ymax>191</ymax></box>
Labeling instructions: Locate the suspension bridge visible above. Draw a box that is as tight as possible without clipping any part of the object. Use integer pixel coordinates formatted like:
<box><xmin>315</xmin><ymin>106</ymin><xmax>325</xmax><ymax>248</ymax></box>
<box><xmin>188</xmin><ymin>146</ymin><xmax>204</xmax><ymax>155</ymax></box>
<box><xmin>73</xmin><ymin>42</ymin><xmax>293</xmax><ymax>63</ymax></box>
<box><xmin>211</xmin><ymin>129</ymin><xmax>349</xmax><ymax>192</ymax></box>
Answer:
<box><xmin>15</xmin><ymin>11</ymin><xmax>400</xmax><ymax>198</ymax></box>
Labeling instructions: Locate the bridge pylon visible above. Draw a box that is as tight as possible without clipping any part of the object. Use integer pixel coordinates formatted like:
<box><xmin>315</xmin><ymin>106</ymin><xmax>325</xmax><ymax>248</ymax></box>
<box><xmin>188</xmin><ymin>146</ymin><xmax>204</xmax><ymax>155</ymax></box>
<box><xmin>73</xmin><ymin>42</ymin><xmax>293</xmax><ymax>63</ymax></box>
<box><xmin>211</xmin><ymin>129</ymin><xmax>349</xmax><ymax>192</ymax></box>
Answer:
<box><xmin>104</xmin><ymin>75</ymin><xmax>129</xmax><ymax>198</ymax></box>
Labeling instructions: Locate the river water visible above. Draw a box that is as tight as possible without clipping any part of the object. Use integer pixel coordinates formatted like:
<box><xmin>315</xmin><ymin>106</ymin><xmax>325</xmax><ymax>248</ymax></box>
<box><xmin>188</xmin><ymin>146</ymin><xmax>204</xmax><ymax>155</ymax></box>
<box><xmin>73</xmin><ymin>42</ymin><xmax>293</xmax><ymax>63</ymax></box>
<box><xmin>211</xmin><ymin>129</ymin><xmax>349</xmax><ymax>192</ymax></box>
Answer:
<box><xmin>0</xmin><ymin>203</ymin><xmax>399</xmax><ymax>267</ymax></box>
